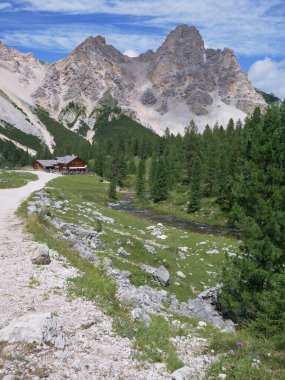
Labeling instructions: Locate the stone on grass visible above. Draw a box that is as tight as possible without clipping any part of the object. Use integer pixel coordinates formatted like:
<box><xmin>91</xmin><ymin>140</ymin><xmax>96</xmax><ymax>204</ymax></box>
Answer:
<box><xmin>172</xmin><ymin>366</ymin><xmax>192</xmax><ymax>380</ymax></box>
<box><xmin>198</xmin><ymin>321</ymin><xmax>207</xmax><ymax>328</ymax></box>
<box><xmin>117</xmin><ymin>247</ymin><xmax>130</xmax><ymax>256</ymax></box>
<box><xmin>31</xmin><ymin>244</ymin><xmax>51</xmax><ymax>265</ymax></box>
<box><xmin>177</xmin><ymin>271</ymin><xmax>186</xmax><ymax>279</ymax></box>
<box><xmin>0</xmin><ymin>312</ymin><xmax>66</xmax><ymax>348</ymax></box>
<box><xmin>153</xmin><ymin>266</ymin><xmax>170</xmax><ymax>286</ymax></box>
<box><xmin>131</xmin><ymin>307</ymin><xmax>152</xmax><ymax>327</ymax></box>
<box><xmin>144</xmin><ymin>244</ymin><xmax>157</xmax><ymax>255</ymax></box>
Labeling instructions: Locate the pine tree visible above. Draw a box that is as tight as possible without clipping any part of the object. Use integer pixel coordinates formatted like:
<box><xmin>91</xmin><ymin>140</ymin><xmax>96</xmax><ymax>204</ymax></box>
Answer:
<box><xmin>135</xmin><ymin>159</ymin><xmax>146</xmax><ymax>199</ymax></box>
<box><xmin>108</xmin><ymin>177</ymin><xmax>117</xmax><ymax>200</ymax></box>
<box><xmin>188</xmin><ymin>155</ymin><xmax>201</xmax><ymax>213</ymax></box>
<box><xmin>219</xmin><ymin>104</ymin><xmax>285</xmax><ymax>335</ymax></box>
<box><xmin>152</xmin><ymin>157</ymin><xmax>168</xmax><ymax>202</ymax></box>
<box><xmin>149</xmin><ymin>156</ymin><xmax>158</xmax><ymax>199</ymax></box>
<box><xmin>128</xmin><ymin>159</ymin><xmax>137</xmax><ymax>174</ymax></box>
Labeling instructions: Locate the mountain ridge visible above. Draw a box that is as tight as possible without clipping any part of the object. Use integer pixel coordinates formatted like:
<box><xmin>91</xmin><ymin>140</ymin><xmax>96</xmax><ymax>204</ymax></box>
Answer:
<box><xmin>0</xmin><ymin>25</ymin><xmax>266</xmax><ymax>153</ymax></box>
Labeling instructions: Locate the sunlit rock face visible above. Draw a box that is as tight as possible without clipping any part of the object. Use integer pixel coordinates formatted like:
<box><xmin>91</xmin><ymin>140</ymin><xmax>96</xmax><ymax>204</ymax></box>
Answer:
<box><xmin>0</xmin><ymin>25</ymin><xmax>266</xmax><ymax>138</ymax></box>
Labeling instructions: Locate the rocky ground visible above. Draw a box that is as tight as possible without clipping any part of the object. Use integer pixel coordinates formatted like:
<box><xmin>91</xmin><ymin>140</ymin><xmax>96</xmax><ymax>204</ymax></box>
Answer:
<box><xmin>0</xmin><ymin>173</ymin><xmax>218</xmax><ymax>379</ymax></box>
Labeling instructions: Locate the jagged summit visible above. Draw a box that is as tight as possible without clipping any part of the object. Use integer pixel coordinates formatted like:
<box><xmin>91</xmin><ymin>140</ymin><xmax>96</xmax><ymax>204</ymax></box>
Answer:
<box><xmin>0</xmin><ymin>24</ymin><xmax>266</xmax><ymax>142</ymax></box>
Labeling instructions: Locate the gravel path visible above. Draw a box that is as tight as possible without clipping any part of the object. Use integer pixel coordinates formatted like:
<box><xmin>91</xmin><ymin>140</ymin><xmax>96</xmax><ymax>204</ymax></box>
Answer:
<box><xmin>0</xmin><ymin>172</ymin><xmax>171</xmax><ymax>379</ymax></box>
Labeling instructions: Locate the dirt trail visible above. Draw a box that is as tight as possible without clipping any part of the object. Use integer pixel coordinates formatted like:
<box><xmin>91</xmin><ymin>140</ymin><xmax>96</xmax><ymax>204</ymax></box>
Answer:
<box><xmin>0</xmin><ymin>171</ymin><xmax>171</xmax><ymax>379</ymax></box>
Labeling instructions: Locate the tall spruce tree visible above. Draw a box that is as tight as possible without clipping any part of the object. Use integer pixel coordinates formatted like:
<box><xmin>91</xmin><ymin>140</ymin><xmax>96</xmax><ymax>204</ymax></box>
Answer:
<box><xmin>219</xmin><ymin>104</ymin><xmax>285</xmax><ymax>335</ymax></box>
<box><xmin>188</xmin><ymin>155</ymin><xmax>201</xmax><ymax>213</ymax></box>
<box><xmin>152</xmin><ymin>157</ymin><xmax>168</xmax><ymax>202</ymax></box>
<box><xmin>136</xmin><ymin>159</ymin><xmax>146</xmax><ymax>199</ymax></box>
<box><xmin>108</xmin><ymin>177</ymin><xmax>117</xmax><ymax>200</ymax></box>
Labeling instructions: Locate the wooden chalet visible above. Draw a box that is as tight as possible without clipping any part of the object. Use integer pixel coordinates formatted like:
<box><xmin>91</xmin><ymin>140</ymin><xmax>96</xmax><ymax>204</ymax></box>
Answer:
<box><xmin>33</xmin><ymin>155</ymin><xmax>87</xmax><ymax>173</ymax></box>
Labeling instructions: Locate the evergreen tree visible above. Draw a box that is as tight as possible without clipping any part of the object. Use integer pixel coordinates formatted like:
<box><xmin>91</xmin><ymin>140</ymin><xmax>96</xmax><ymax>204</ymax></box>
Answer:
<box><xmin>128</xmin><ymin>159</ymin><xmax>137</xmax><ymax>174</ymax></box>
<box><xmin>149</xmin><ymin>156</ymin><xmax>158</xmax><ymax>199</ymax></box>
<box><xmin>219</xmin><ymin>104</ymin><xmax>285</xmax><ymax>335</ymax></box>
<box><xmin>135</xmin><ymin>159</ymin><xmax>146</xmax><ymax>199</ymax></box>
<box><xmin>188</xmin><ymin>155</ymin><xmax>201</xmax><ymax>213</ymax></box>
<box><xmin>152</xmin><ymin>157</ymin><xmax>168</xmax><ymax>202</ymax></box>
<box><xmin>108</xmin><ymin>177</ymin><xmax>117</xmax><ymax>200</ymax></box>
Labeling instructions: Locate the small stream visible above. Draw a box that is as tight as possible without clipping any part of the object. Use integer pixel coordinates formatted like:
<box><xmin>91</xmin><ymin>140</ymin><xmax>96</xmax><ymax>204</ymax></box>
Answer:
<box><xmin>108</xmin><ymin>196</ymin><xmax>239</xmax><ymax>238</ymax></box>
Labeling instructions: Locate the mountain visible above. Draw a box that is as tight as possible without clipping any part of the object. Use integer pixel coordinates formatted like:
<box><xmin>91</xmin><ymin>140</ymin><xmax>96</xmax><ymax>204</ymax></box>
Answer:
<box><xmin>0</xmin><ymin>25</ymin><xmax>266</xmax><ymax>154</ymax></box>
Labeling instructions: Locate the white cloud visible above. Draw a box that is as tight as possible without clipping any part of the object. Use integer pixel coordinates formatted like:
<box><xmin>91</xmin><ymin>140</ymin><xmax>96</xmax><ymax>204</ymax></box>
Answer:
<box><xmin>123</xmin><ymin>49</ymin><xmax>139</xmax><ymax>57</ymax></box>
<box><xmin>7</xmin><ymin>0</ymin><xmax>285</xmax><ymax>57</ymax></box>
<box><xmin>249</xmin><ymin>58</ymin><xmax>285</xmax><ymax>99</ymax></box>
<box><xmin>1</xmin><ymin>25</ymin><xmax>162</xmax><ymax>56</ymax></box>
<box><xmin>0</xmin><ymin>2</ymin><xmax>11</xmax><ymax>10</ymax></box>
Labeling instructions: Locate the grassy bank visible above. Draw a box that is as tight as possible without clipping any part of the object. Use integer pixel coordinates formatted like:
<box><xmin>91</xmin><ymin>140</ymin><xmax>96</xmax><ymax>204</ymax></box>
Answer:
<box><xmin>17</xmin><ymin>174</ymin><xmax>285</xmax><ymax>378</ymax></box>
<box><xmin>0</xmin><ymin>170</ymin><xmax>38</xmax><ymax>189</ymax></box>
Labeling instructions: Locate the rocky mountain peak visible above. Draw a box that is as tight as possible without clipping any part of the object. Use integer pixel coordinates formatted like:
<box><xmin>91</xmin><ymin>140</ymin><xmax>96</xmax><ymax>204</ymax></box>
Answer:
<box><xmin>155</xmin><ymin>24</ymin><xmax>205</xmax><ymax>65</ymax></box>
<box><xmin>0</xmin><ymin>24</ymin><xmax>267</xmax><ymax>139</ymax></box>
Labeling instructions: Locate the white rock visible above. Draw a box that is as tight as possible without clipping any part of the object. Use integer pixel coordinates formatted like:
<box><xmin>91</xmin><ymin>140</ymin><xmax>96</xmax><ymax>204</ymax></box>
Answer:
<box><xmin>157</xmin><ymin>234</ymin><xmax>168</xmax><ymax>240</ymax></box>
<box><xmin>206</xmin><ymin>249</ymin><xmax>219</xmax><ymax>255</ymax></box>
<box><xmin>0</xmin><ymin>312</ymin><xmax>66</xmax><ymax>348</ymax></box>
<box><xmin>198</xmin><ymin>321</ymin><xmax>207</xmax><ymax>328</ymax></box>
<box><xmin>218</xmin><ymin>374</ymin><xmax>227</xmax><ymax>380</ymax></box>
<box><xmin>176</xmin><ymin>271</ymin><xmax>186</xmax><ymax>279</ymax></box>
<box><xmin>117</xmin><ymin>247</ymin><xmax>130</xmax><ymax>256</ymax></box>
<box><xmin>31</xmin><ymin>244</ymin><xmax>51</xmax><ymax>265</ymax></box>
<box><xmin>172</xmin><ymin>366</ymin><xmax>192</xmax><ymax>379</ymax></box>
<box><xmin>153</xmin><ymin>266</ymin><xmax>170</xmax><ymax>286</ymax></box>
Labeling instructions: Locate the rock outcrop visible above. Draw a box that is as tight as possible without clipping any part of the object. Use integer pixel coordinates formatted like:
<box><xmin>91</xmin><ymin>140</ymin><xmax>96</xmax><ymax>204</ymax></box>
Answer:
<box><xmin>0</xmin><ymin>25</ymin><xmax>266</xmax><ymax>144</ymax></box>
<box><xmin>0</xmin><ymin>313</ymin><xmax>66</xmax><ymax>348</ymax></box>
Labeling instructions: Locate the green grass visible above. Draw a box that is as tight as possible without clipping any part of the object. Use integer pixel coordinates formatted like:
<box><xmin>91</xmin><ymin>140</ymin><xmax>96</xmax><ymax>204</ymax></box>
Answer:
<box><xmin>205</xmin><ymin>327</ymin><xmax>285</xmax><ymax>379</ymax></box>
<box><xmin>0</xmin><ymin>170</ymin><xmax>38</xmax><ymax>188</ymax></box>
<box><xmin>133</xmin><ymin>182</ymin><xmax>228</xmax><ymax>227</ymax></box>
<box><xmin>17</xmin><ymin>200</ymin><xmax>187</xmax><ymax>372</ymax></box>
<box><xmin>17</xmin><ymin>174</ymin><xmax>285</xmax><ymax>377</ymax></box>
<box><xmin>23</xmin><ymin>174</ymin><xmax>238</xmax><ymax>301</ymax></box>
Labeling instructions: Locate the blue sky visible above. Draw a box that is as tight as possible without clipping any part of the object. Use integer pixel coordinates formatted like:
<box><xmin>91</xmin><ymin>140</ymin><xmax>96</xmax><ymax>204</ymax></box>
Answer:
<box><xmin>0</xmin><ymin>0</ymin><xmax>284</xmax><ymax>97</ymax></box>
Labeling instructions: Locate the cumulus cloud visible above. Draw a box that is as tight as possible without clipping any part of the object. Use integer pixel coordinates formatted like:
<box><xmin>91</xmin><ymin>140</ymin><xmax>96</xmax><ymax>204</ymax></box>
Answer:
<box><xmin>249</xmin><ymin>58</ymin><xmax>285</xmax><ymax>99</ymax></box>
<box><xmin>0</xmin><ymin>2</ymin><xmax>11</xmax><ymax>10</ymax></box>
<box><xmin>5</xmin><ymin>0</ymin><xmax>284</xmax><ymax>57</ymax></box>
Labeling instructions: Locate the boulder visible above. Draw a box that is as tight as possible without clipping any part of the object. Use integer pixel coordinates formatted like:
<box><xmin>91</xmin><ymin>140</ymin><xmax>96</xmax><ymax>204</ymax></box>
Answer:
<box><xmin>131</xmin><ymin>307</ymin><xmax>152</xmax><ymax>327</ymax></box>
<box><xmin>0</xmin><ymin>312</ymin><xmax>66</xmax><ymax>348</ymax></box>
<box><xmin>172</xmin><ymin>366</ymin><xmax>192</xmax><ymax>380</ymax></box>
<box><xmin>187</xmin><ymin>285</ymin><xmax>236</xmax><ymax>334</ymax></box>
<box><xmin>118</xmin><ymin>247</ymin><xmax>130</xmax><ymax>256</ymax></box>
<box><xmin>31</xmin><ymin>244</ymin><xmax>51</xmax><ymax>265</ymax></box>
<box><xmin>153</xmin><ymin>266</ymin><xmax>170</xmax><ymax>286</ymax></box>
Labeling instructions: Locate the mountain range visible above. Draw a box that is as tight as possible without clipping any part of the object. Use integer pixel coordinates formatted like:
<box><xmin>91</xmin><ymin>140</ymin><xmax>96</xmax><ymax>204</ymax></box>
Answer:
<box><xmin>0</xmin><ymin>25</ymin><xmax>269</xmax><ymax>154</ymax></box>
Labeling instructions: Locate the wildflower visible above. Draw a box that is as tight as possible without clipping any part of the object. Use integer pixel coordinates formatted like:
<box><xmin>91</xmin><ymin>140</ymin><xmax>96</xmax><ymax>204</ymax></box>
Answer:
<box><xmin>236</xmin><ymin>341</ymin><xmax>244</xmax><ymax>348</ymax></box>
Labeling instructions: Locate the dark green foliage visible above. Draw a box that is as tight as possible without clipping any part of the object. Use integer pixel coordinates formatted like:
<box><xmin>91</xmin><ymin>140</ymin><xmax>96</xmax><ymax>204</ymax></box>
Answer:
<box><xmin>219</xmin><ymin>104</ymin><xmax>285</xmax><ymax>336</ymax></box>
<box><xmin>255</xmin><ymin>88</ymin><xmax>280</xmax><ymax>104</ymax></box>
<box><xmin>188</xmin><ymin>156</ymin><xmax>201</xmax><ymax>213</ymax></box>
<box><xmin>135</xmin><ymin>159</ymin><xmax>146</xmax><ymax>199</ymax></box>
<box><xmin>108</xmin><ymin>177</ymin><xmax>117</xmax><ymax>200</ymax></box>
<box><xmin>0</xmin><ymin>139</ymin><xmax>33</xmax><ymax>167</ymax></box>
<box><xmin>35</xmin><ymin>107</ymin><xmax>92</xmax><ymax>159</ymax></box>
<box><xmin>128</xmin><ymin>159</ymin><xmax>137</xmax><ymax>175</ymax></box>
<box><xmin>77</xmin><ymin>121</ymin><xmax>89</xmax><ymax>137</ymax></box>
<box><xmin>95</xmin><ymin>218</ymin><xmax>103</xmax><ymax>233</ymax></box>
<box><xmin>0</xmin><ymin>120</ymin><xmax>50</xmax><ymax>157</ymax></box>
<box><xmin>151</xmin><ymin>157</ymin><xmax>168</xmax><ymax>202</ymax></box>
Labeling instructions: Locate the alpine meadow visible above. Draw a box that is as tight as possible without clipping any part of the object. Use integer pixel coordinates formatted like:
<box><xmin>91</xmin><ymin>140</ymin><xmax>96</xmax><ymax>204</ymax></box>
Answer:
<box><xmin>0</xmin><ymin>2</ymin><xmax>284</xmax><ymax>379</ymax></box>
